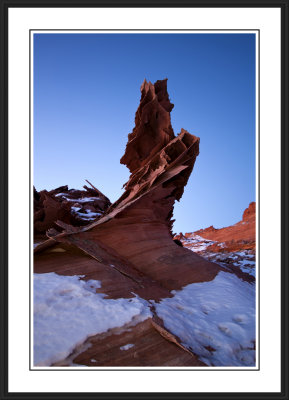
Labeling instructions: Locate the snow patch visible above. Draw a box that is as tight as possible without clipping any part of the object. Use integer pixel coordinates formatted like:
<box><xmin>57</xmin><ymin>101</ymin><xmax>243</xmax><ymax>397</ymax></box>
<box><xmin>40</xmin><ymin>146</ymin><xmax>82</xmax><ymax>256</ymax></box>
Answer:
<box><xmin>120</xmin><ymin>343</ymin><xmax>134</xmax><ymax>351</ymax></box>
<box><xmin>34</xmin><ymin>273</ymin><xmax>151</xmax><ymax>366</ymax></box>
<box><xmin>183</xmin><ymin>238</ymin><xmax>256</xmax><ymax>278</ymax></box>
<box><xmin>154</xmin><ymin>271</ymin><xmax>255</xmax><ymax>367</ymax></box>
<box><xmin>70</xmin><ymin>206</ymin><xmax>102</xmax><ymax>221</ymax></box>
<box><xmin>55</xmin><ymin>195</ymin><xmax>99</xmax><ymax>203</ymax></box>
<box><xmin>181</xmin><ymin>234</ymin><xmax>216</xmax><ymax>252</ymax></box>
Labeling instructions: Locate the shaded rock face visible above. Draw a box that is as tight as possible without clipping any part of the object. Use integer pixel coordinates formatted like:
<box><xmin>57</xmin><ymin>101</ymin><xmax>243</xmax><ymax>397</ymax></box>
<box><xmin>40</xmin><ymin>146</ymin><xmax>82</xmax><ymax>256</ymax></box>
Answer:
<box><xmin>34</xmin><ymin>183</ymin><xmax>111</xmax><ymax>235</ymax></box>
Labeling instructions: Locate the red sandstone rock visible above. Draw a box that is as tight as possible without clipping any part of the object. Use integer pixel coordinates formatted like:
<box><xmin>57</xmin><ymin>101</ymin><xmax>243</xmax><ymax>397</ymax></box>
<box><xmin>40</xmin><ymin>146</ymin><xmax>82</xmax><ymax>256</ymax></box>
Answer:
<box><xmin>52</xmin><ymin>318</ymin><xmax>205</xmax><ymax>367</ymax></box>
<box><xmin>242</xmin><ymin>201</ymin><xmax>255</xmax><ymax>223</ymax></box>
<box><xmin>34</xmin><ymin>182</ymin><xmax>111</xmax><ymax>235</ymax></box>
<box><xmin>34</xmin><ymin>190</ymin><xmax>73</xmax><ymax>234</ymax></box>
<box><xmin>39</xmin><ymin>79</ymin><xmax>223</xmax><ymax>291</ymax></box>
<box><xmin>34</xmin><ymin>79</ymin><xmax>248</xmax><ymax>366</ymax></box>
<box><xmin>193</xmin><ymin>202</ymin><xmax>256</xmax><ymax>247</ymax></box>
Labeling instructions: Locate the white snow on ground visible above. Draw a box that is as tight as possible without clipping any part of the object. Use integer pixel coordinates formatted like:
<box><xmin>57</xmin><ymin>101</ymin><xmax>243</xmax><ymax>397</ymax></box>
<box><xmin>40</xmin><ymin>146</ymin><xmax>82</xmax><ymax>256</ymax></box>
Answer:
<box><xmin>238</xmin><ymin>259</ymin><xmax>256</xmax><ymax>277</ymax></box>
<box><xmin>154</xmin><ymin>271</ymin><xmax>255</xmax><ymax>367</ymax></box>
<box><xmin>55</xmin><ymin>194</ymin><xmax>99</xmax><ymax>203</ymax></box>
<box><xmin>54</xmin><ymin>196</ymin><xmax>103</xmax><ymax>222</ymax></box>
<box><xmin>204</xmin><ymin>251</ymin><xmax>256</xmax><ymax>278</ymax></box>
<box><xmin>181</xmin><ymin>234</ymin><xmax>256</xmax><ymax>278</ymax></box>
<box><xmin>34</xmin><ymin>273</ymin><xmax>151</xmax><ymax>366</ymax></box>
<box><xmin>120</xmin><ymin>343</ymin><xmax>135</xmax><ymax>351</ymax></box>
<box><xmin>66</xmin><ymin>197</ymin><xmax>100</xmax><ymax>203</ymax></box>
<box><xmin>34</xmin><ymin>265</ymin><xmax>255</xmax><ymax>367</ymax></box>
<box><xmin>182</xmin><ymin>234</ymin><xmax>216</xmax><ymax>252</ymax></box>
<box><xmin>71</xmin><ymin>206</ymin><xmax>101</xmax><ymax>221</ymax></box>
<box><xmin>71</xmin><ymin>206</ymin><xmax>81</xmax><ymax>212</ymax></box>
<box><xmin>54</xmin><ymin>193</ymin><xmax>68</xmax><ymax>197</ymax></box>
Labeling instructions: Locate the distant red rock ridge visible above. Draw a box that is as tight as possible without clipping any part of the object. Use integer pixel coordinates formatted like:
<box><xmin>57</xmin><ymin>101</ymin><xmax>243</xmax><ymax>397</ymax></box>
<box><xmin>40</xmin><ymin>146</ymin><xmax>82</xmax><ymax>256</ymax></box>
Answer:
<box><xmin>175</xmin><ymin>202</ymin><xmax>256</xmax><ymax>253</ymax></box>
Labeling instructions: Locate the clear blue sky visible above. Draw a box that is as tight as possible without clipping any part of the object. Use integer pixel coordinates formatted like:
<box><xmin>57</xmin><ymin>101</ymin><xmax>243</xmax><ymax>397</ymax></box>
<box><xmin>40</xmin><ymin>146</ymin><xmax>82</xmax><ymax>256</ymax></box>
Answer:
<box><xmin>34</xmin><ymin>33</ymin><xmax>255</xmax><ymax>233</ymax></box>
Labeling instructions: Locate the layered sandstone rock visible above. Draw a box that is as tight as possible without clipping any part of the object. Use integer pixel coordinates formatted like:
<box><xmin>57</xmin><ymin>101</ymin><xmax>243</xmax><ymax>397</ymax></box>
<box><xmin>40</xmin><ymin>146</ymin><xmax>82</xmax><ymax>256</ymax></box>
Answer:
<box><xmin>34</xmin><ymin>79</ymin><xmax>254</xmax><ymax>367</ymax></box>
<box><xmin>38</xmin><ymin>79</ymin><xmax>223</xmax><ymax>290</ymax></box>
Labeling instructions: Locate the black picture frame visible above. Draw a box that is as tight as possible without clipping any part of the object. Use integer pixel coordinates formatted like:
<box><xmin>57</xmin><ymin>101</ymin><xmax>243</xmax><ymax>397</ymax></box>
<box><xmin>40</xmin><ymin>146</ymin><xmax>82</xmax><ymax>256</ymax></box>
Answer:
<box><xmin>0</xmin><ymin>1</ymin><xmax>288</xmax><ymax>399</ymax></box>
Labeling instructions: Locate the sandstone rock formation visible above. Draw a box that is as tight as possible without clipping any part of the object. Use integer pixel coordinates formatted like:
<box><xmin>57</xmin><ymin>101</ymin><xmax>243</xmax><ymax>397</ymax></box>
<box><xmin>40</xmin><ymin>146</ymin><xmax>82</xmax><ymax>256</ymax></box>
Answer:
<box><xmin>34</xmin><ymin>79</ymin><xmax>255</xmax><ymax>367</ymax></box>
<box><xmin>35</xmin><ymin>79</ymin><xmax>223</xmax><ymax>289</ymax></box>
<box><xmin>34</xmin><ymin>181</ymin><xmax>111</xmax><ymax>237</ymax></box>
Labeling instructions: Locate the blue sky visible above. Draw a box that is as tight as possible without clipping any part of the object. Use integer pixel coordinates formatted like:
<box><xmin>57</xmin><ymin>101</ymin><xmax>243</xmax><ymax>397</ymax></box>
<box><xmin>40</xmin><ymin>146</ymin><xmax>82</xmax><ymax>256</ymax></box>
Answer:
<box><xmin>33</xmin><ymin>33</ymin><xmax>256</xmax><ymax>233</ymax></box>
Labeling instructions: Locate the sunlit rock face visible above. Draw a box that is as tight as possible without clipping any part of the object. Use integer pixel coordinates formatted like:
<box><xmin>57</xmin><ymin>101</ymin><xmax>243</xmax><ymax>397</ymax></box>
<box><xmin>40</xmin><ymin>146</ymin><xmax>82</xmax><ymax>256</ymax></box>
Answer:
<box><xmin>175</xmin><ymin>202</ymin><xmax>256</xmax><ymax>279</ymax></box>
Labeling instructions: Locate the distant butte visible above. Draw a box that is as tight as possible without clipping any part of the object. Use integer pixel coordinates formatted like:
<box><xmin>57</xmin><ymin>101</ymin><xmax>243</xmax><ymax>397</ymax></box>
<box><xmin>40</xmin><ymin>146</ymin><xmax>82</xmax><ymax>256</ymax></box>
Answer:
<box><xmin>177</xmin><ymin>202</ymin><xmax>256</xmax><ymax>253</ymax></box>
